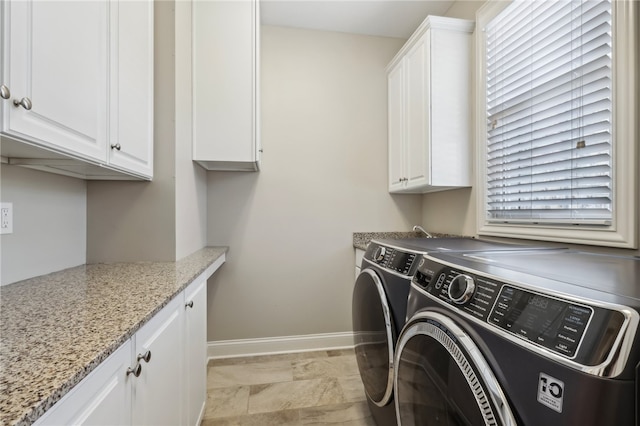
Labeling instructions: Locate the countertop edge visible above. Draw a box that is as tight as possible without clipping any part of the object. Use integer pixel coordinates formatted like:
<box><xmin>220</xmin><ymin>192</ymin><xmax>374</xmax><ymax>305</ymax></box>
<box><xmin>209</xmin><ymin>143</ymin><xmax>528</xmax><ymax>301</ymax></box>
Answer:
<box><xmin>353</xmin><ymin>231</ymin><xmax>471</xmax><ymax>250</ymax></box>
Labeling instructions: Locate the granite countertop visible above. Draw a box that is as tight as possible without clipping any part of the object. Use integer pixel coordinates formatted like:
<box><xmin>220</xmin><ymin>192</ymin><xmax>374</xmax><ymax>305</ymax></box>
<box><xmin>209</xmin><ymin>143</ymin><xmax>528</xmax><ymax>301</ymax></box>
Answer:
<box><xmin>0</xmin><ymin>246</ymin><xmax>228</xmax><ymax>426</ymax></box>
<box><xmin>353</xmin><ymin>231</ymin><xmax>468</xmax><ymax>250</ymax></box>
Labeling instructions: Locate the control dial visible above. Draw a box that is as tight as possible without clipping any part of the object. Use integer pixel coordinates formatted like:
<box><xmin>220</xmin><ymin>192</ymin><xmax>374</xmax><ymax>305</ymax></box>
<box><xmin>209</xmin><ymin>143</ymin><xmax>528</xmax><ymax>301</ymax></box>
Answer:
<box><xmin>448</xmin><ymin>274</ymin><xmax>475</xmax><ymax>304</ymax></box>
<box><xmin>373</xmin><ymin>246</ymin><xmax>386</xmax><ymax>262</ymax></box>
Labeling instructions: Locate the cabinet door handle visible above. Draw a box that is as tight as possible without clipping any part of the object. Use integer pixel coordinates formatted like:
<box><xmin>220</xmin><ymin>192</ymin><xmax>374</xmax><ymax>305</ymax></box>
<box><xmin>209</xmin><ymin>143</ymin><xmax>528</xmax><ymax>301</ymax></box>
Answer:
<box><xmin>137</xmin><ymin>350</ymin><xmax>152</xmax><ymax>363</ymax></box>
<box><xmin>185</xmin><ymin>300</ymin><xmax>194</xmax><ymax>309</ymax></box>
<box><xmin>126</xmin><ymin>363</ymin><xmax>142</xmax><ymax>377</ymax></box>
<box><xmin>0</xmin><ymin>85</ymin><xmax>10</xmax><ymax>100</ymax></box>
<box><xmin>110</xmin><ymin>143</ymin><xmax>121</xmax><ymax>151</ymax></box>
<box><xmin>13</xmin><ymin>97</ymin><xmax>32</xmax><ymax>110</ymax></box>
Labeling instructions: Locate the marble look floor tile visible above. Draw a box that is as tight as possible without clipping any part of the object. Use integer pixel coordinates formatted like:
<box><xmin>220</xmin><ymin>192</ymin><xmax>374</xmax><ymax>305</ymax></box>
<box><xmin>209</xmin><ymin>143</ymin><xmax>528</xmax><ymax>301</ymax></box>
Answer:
<box><xmin>293</xmin><ymin>355</ymin><xmax>360</xmax><ymax>381</ymax></box>
<box><xmin>208</xmin><ymin>360</ymin><xmax>293</xmax><ymax>389</ymax></box>
<box><xmin>327</xmin><ymin>348</ymin><xmax>356</xmax><ymax>357</ymax></box>
<box><xmin>204</xmin><ymin>385</ymin><xmax>250</xmax><ymax>419</ymax></box>
<box><xmin>209</xmin><ymin>351</ymin><xmax>329</xmax><ymax>367</ymax></box>
<box><xmin>299</xmin><ymin>401</ymin><xmax>376</xmax><ymax>425</ymax></box>
<box><xmin>337</xmin><ymin>375</ymin><xmax>368</xmax><ymax>403</ymax></box>
<box><xmin>248</xmin><ymin>378</ymin><xmax>346</xmax><ymax>414</ymax></box>
<box><xmin>202</xmin><ymin>409</ymin><xmax>301</xmax><ymax>426</ymax></box>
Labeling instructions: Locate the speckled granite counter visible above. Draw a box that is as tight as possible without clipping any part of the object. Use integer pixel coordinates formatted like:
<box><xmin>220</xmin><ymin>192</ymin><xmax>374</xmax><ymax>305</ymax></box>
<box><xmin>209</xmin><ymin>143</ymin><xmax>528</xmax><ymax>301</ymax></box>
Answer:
<box><xmin>353</xmin><ymin>231</ymin><xmax>469</xmax><ymax>250</ymax></box>
<box><xmin>0</xmin><ymin>246</ymin><xmax>227</xmax><ymax>426</ymax></box>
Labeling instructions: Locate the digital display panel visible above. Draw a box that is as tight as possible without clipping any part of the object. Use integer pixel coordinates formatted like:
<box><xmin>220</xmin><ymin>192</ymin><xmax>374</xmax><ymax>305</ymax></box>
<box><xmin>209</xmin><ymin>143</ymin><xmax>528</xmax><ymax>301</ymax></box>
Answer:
<box><xmin>489</xmin><ymin>286</ymin><xmax>592</xmax><ymax>358</ymax></box>
<box><xmin>388</xmin><ymin>252</ymin><xmax>416</xmax><ymax>274</ymax></box>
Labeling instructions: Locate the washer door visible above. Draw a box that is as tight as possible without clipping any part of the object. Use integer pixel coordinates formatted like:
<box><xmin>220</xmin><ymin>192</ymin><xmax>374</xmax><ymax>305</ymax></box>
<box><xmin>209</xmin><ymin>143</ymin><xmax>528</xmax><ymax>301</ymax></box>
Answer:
<box><xmin>352</xmin><ymin>268</ymin><xmax>395</xmax><ymax>407</ymax></box>
<box><xmin>394</xmin><ymin>311</ymin><xmax>516</xmax><ymax>426</ymax></box>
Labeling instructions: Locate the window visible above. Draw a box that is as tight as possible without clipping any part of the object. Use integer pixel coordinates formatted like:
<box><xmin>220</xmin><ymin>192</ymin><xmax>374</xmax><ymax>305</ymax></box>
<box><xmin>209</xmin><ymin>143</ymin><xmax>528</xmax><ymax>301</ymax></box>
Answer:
<box><xmin>476</xmin><ymin>0</ymin><xmax>638</xmax><ymax>248</ymax></box>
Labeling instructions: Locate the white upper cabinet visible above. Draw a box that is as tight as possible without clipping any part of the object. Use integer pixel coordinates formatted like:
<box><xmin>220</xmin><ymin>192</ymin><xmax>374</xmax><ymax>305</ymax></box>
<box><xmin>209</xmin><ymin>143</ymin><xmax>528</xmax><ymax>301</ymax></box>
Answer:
<box><xmin>3</xmin><ymin>0</ymin><xmax>109</xmax><ymax>162</ymax></box>
<box><xmin>387</xmin><ymin>63</ymin><xmax>405</xmax><ymax>193</ymax></box>
<box><xmin>108</xmin><ymin>0</ymin><xmax>154</xmax><ymax>178</ymax></box>
<box><xmin>0</xmin><ymin>0</ymin><xmax>153</xmax><ymax>180</ymax></box>
<box><xmin>387</xmin><ymin>16</ymin><xmax>474</xmax><ymax>193</ymax></box>
<box><xmin>193</xmin><ymin>0</ymin><xmax>261</xmax><ymax>172</ymax></box>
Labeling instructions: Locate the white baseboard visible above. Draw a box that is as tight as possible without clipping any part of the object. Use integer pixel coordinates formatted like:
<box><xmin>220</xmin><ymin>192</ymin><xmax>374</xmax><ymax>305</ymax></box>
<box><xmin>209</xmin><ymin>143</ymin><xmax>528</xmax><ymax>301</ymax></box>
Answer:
<box><xmin>207</xmin><ymin>332</ymin><xmax>354</xmax><ymax>360</ymax></box>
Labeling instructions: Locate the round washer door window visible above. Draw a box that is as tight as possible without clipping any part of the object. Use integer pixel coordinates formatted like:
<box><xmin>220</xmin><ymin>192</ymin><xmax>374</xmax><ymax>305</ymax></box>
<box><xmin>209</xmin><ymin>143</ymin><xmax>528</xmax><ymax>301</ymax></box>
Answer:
<box><xmin>394</xmin><ymin>311</ymin><xmax>516</xmax><ymax>426</ymax></box>
<box><xmin>352</xmin><ymin>268</ymin><xmax>395</xmax><ymax>407</ymax></box>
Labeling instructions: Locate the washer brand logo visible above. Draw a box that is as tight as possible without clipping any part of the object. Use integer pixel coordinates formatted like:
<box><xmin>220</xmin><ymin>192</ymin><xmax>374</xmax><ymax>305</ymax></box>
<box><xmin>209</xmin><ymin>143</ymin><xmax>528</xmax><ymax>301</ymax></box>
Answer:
<box><xmin>538</xmin><ymin>373</ymin><xmax>564</xmax><ymax>413</ymax></box>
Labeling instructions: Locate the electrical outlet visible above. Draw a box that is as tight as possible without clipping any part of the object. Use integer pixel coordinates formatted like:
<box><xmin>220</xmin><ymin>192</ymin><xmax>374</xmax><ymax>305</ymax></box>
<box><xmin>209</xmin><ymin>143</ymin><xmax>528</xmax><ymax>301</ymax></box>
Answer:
<box><xmin>1</xmin><ymin>202</ymin><xmax>13</xmax><ymax>234</ymax></box>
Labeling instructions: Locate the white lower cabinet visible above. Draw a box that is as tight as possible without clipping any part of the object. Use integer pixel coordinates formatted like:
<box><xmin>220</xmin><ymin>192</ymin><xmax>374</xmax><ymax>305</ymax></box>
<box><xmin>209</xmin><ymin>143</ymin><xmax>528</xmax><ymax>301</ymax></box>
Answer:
<box><xmin>34</xmin><ymin>341</ymin><xmax>133</xmax><ymax>426</ymax></box>
<box><xmin>132</xmin><ymin>296</ymin><xmax>183</xmax><ymax>426</ymax></box>
<box><xmin>355</xmin><ymin>248</ymin><xmax>365</xmax><ymax>280</ymax></box>
<box><xmin>184</xmin><ymin>277</ymin><xmax>208</xmax><ymax>425</ymax></box>
<box><xmin>35</xmin><ymin>277</ymin><xmax>209</xmax><ymax>426</ymax></box>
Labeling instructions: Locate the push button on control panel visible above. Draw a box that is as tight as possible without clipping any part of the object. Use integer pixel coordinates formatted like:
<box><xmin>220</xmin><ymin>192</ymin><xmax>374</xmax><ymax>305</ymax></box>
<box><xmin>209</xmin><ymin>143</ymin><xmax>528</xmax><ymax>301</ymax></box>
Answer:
<box><xmin>434</xmin><ymin>273</ymin><xmax>446</xmax><ymax>289</ymax></box>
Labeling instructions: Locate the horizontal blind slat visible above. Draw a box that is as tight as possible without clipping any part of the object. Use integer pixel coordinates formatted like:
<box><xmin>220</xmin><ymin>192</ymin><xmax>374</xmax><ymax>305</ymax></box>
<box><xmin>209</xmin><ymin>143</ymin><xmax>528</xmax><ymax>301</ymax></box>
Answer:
<box><xmin>485</xmin><ymin>0</ymin><xmax>612</xmax><ymax>224</ymax></box>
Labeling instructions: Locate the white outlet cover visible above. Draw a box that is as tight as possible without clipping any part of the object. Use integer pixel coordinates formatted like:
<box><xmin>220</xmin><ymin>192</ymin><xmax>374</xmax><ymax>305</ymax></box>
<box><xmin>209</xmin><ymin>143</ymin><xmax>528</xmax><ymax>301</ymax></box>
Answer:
<box><xmin>1</xmin><ymin>202</ymin><xmax>13</xmax><ymax>234</ymax></box>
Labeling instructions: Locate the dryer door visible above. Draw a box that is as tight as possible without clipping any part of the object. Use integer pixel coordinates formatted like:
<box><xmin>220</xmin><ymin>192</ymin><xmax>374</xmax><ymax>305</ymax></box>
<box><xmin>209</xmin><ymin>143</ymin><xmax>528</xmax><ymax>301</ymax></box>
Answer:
<box><xmin>394</xmin><ymin>311</ymin><xmax>517</xmax><ymax>426</ymax></box>
<box><xmin>352</xmin><ymin>268</ymin><xmax>395</xmax><ymax>407</ymax></box>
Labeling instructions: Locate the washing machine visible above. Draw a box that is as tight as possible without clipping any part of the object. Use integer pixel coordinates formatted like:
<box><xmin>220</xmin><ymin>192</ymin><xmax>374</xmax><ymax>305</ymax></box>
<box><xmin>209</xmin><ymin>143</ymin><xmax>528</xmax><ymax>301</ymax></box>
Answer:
<box><xmin>352</xmin><ymin>238</ymin><xmax>542</xmax><ymax>425</ymax></box>
<box><xmin>394</xmin><ymin>249</ymin><xmax>640</xmax><ymax>425</ymax></box>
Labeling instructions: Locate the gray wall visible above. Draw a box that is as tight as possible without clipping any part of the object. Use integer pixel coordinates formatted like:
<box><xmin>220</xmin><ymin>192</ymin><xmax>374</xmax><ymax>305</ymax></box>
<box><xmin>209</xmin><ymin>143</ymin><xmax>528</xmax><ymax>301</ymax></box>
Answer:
<box><xmin>87</xmin><ymin>0</ymin><xmax>207</xmax><ymax>263</ymax></box>
<box><xmin>206</xmin><ymin>26</ymin><xmax>421</xmax><ymax>341</ymax></box>
<box><xmin>0</xmin><ymin>166</ymin><xmax>86</xmax><ymax>285</ymax></box>
<box><xmin>86</xmin><ymin>1</ymin><xmax>177</xmax><ymax>263</ymax></box>
<box><xmin>175</xmin><ymin>0</ymin><xmax>208</xmax><ymax>259</ymax></box>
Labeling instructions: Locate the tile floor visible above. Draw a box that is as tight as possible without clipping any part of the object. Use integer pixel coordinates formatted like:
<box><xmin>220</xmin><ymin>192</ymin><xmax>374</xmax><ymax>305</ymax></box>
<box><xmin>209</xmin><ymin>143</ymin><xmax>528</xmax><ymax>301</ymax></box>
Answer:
<box><xmin>202</xmin><ymin>348</ymin><xmax>376</xmax><ymax>425</ymax></box>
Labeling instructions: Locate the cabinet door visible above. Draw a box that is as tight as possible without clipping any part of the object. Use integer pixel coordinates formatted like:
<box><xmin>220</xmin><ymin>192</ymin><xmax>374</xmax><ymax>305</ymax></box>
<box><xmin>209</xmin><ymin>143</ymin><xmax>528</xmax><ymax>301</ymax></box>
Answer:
<box><xmin>34</xmin><ymin>341</ymin><xmax>132</xmax><ymax>426</ymax></box>
<box><xmin>108</xmin><ymin>0</ymin><xmax>154</xmax><ymax>178</ymax></box>
<box><xmin>184</xmin><ymin>278</ymin><xmax>207</xmax><ymax>426</ymax></box>
<box><xmin>3</xmin><ymin>0</ymin><xmax>108</xmax><ymax>162</ymax></box>
<box><xmin>132</xmin><ymin>296</ymin><xmax>183</xmax><ymax>426</ymax></box>
<box><xmin>193</xmin><ymin>0</ymin><xmax>259</xmax><ymax>170</ymax></box>
<box><xmin>404</xmin><ymin>33</ymin><xmax>430</xmax><ymax>189</ymax></box>
<box><xmin>387</xmin><ymin>62</ymin><xmax>405</xmax><ymax>192</ymax></box>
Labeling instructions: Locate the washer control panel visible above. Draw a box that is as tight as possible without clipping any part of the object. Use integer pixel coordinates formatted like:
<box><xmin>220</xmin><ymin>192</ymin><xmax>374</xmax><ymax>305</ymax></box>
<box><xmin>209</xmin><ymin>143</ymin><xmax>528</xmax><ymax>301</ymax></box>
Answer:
<box><xmin>413</xmin><ymin>262</ymin><xmax>612</xmax><ymax>361</ymax></box>
<box><xmin>365</xmin><ymin>242</ymin><xmax>418</xmax><ymax>276</ymax></box>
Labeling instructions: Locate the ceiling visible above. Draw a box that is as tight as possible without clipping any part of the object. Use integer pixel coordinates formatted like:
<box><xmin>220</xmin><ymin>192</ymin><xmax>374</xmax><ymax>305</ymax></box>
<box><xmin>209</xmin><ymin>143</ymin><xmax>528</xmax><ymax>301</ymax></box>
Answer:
<box><xmin>260</xmin><ymin>0</ymin><xmax>456</xmax><ymax>39</ymax></box>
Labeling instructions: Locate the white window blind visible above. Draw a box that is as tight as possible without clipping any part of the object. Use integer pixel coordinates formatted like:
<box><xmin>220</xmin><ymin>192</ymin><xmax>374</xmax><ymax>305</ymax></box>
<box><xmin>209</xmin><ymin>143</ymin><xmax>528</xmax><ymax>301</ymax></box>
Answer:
<box><xmin>485</xmin><ymin>0</ymin><xmax>612</xmax><ymax>225</ymax></box>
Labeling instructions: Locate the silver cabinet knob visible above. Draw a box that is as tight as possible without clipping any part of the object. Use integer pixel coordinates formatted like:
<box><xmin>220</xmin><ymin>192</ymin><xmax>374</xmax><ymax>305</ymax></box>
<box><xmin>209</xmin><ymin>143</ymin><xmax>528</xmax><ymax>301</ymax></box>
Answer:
<box><xmin>126</xmin><ymin>363</ymin><xmax>142</xmax><ymax>377</ymax></box>
<box><xmin>137</xmin><ymin>350</ymin><xmax>151</xmax><ymax>363</ymax></box>
<box><xmin>110</xmin><ymin>143</ymin><xmax>121</xmax><ymax>151</ymax></box>
<box><xmin>13</xmin><ymin>97</ymin><xmax>32</xmax><ymax>110</ymax></box>
<box><xmin>185</xmin><ymin>300</ymin><xmax>194</xmax><ymax>309</ymax></box>
<box><xmin>0</xmin><ymin>85</ymin><xmax>10</xmax><ymax>100</ymax></box>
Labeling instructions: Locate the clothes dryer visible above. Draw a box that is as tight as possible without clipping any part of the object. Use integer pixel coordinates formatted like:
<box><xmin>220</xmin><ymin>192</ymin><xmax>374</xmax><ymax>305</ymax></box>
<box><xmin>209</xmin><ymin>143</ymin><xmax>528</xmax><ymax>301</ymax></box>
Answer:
<box><xmin>394</xmin><ymin>249</ymin><xmax>640</xmax><ymax>425</ymax></box>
